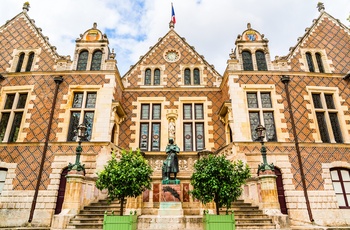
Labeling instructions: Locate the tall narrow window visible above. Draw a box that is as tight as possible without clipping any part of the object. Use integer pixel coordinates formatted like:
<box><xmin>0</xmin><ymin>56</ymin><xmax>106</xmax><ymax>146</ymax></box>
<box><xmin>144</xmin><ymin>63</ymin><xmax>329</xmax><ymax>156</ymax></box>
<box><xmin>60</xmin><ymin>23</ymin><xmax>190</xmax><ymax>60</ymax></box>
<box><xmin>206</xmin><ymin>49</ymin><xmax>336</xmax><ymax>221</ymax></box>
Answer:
<box><xmin>154</xmin><ymin>69</ymin><xmax>160</xmax><ymax>85</ymax></box>
<box><xmin>90</xmin><ymin>50</ymin><xmax>102</xmax><ymax>70</ymax></box>
<box><xmin>16</xmin><ymin>53</ymin><xmax>25</xmax><ymax>72</ymax></box>
<box><xmin>67</xmin><ymin>91</ymin><xmax>96</xmax><ymax>141</ymax></box>
<box><xmin>139</xmin><ymin>103</ymin><xmax>161</xmax><ymax>151</ymax></box>
<box><xmin>25</xmin><ymin>52</ymin><xmax>35</xmax><ymax>72</ymax></box>
<box><xmin>0</xmin><ymin>168</ymin><xmax>7</xmax><ymax>194</ymax></box>
<box><xmin>183</xmin><ymin>103</ymin><xmax>205</xmax><ymax>151</ymax></box>
<box><xmin>184</xmin><ymin>68</ymin><xmax>191</xmax><ymax>85</ymax></box>
<box><xmin>312</xmin><ymin>93</ymin><xmax>342</xmax><ymax>143</ymax></box>
<box><xmin>77</xmin><ymin>50</ymin><xmax>88</xmax><ymax>70</ymax></box>
<box><xmin>193</xmin><ymin>68</ymin><xmax>200</xmax><ymax>85</ymax></box>
<box><xmin>247</xmin><ymin>92</ymin><xmax>276</xmax><ymax>141</ymax></box>
<box><xmin>242</xmin><ymin>51</ymin><xmax>253</xmax><ymax>71</ymax></box>
<box><xmin>315</xmin><ymin>53</ymin><xmax>324</xmax><ymax>73</ymax></box>
<box><xmin>306</xmin><ymin>52</ymin><xmax>315</xmax><ymax>72</ymax></box>
<box><xmin>256</xmin><ymin>50</ymin><xmax>267</xmax><ymax>71</ymax></box>
<box><xmin>330</xmin><ymin>168</ymin><xmax>350</xmax><ymax>208</ymax></box>
<box><xmin>0</xmin><ymin>92</ymin><xmax>28</xmax><ymax>142</ymax></box>
<box><xmin>145</xmin><ymin>69</ymin><xmax>151</xmax><ymax>85</ymax></box>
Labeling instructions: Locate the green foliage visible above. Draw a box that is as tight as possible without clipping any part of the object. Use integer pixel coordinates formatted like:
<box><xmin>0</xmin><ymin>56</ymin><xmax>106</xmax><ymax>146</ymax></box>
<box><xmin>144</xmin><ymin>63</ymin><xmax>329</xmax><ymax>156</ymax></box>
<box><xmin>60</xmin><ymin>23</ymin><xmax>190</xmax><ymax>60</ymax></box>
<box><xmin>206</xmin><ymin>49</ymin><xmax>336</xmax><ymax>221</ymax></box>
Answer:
<box><xmin>190</xmin><ymin>154</ymin><xmax>251</xmax><ymax>214</ymax></box>
<box><xmin>96</xmin><ymin>149</ymin><xmax>153</xmax><ymax>215</ymax></box>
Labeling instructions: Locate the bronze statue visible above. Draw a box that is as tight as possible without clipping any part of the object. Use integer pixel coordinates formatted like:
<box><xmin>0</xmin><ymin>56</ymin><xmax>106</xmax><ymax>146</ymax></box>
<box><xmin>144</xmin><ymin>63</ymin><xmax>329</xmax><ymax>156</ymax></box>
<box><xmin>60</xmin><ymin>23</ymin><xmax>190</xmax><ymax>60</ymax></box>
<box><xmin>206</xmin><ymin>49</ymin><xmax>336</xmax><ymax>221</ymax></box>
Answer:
<box><xmin>162</xmin><ymin>138</ymin><xmax>179</xmax><ymax>180</ymax></box>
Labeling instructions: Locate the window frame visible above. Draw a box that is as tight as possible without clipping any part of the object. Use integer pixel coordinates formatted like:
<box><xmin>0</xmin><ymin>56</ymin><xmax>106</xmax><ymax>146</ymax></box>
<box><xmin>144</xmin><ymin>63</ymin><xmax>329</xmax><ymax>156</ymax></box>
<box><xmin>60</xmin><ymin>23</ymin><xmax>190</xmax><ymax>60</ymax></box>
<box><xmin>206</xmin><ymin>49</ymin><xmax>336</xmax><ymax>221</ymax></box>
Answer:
<box><xmin>330</xmin><ymin>168</ymin><xmax>350</xmax><ymax>208</ymax></box>
<box><xmin>183</xmin><ymin>68</ymin><xmax>201</xmax><ymax>86</ymax></box>
<box><xmin>0</xmin><ymin>168</ymin><xmax>8</xmax><ymax>195</ymax></box>
<box><xmin>76</xmin><ymin>50</ymin><xmax>89</xmax><ymax>71</ymax></box>
<box><xmin>139</xmin><ymin>103</ymin><xmax>162</xmax><ymax>151</ymax></box>
<box><xmin>90</xmin><ymin>50</ymin><xmax>102</xmax><ymax>70</ymax></box>
<box><xmin>242</xmin><ymin>50</ymin><xmax>253</xmax><ymax>71</ymax></box>
<box><xmin>255</xmin><ymin>50</ymin><xmax>268</xmax><ymax>71</ymax></box>
<box><xmin>182</xmin><ymin>103</ymin><xmax>205</xmax><ymax>151</ymax></box>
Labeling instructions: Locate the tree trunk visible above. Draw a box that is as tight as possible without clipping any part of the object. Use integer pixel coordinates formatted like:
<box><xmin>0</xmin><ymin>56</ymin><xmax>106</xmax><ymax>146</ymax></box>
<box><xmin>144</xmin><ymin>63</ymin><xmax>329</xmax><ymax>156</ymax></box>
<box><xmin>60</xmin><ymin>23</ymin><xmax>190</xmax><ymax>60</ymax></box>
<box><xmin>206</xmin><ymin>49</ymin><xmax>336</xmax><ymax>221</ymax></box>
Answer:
<box><xmin>214</xmin><ymin>194</ymin><xmax>220</xmax><ymax>215</ymax></box>
<box><xmin>120</xmin><ymin>197</ymin><xmax>124</xmax><ymax>216</ymax></box>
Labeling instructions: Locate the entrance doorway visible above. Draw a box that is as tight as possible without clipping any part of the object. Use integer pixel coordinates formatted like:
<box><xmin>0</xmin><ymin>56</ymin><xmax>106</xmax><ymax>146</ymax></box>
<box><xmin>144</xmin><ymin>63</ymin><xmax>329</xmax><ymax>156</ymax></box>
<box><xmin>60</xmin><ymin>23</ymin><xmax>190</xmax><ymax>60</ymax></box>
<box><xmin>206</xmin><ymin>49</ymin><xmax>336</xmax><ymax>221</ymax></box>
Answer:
<box><xmin>54</xmin><ymin>167</ymin><xmax>68</xmax><ymax>214</ymax></box>
<box><xmin>274</xmin><ymin>167</ymin><xmax>288</xmax><ymax>214</ymax></box>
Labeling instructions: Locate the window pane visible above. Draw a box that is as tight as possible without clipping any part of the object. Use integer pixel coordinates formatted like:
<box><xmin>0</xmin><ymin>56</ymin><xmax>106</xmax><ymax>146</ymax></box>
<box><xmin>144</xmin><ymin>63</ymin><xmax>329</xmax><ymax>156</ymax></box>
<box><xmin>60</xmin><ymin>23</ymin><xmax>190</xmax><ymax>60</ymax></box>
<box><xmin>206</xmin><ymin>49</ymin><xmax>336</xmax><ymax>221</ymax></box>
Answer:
<box><xmin>315</xmin><ymin>53</ymin><xmax>324</xmax><ymax>73</ymax></box>
<box><xmin>195</xmin><ymin>123</ymin><xmax>204</xmax><ymax>151</ymax></box>
<box><xmin>249</xmin><ymin>112</ymin><xmax>260</xmax><ymax>141</ymax></box>
<box><xmin>141</xmin><ymin>104</ymin><xmax>150</xmax><ymax>120</ymax></box>
<box><xmin>242</xmin><ymin>51</ymin><xmax>253</xmax><ymax>71</ymax></box>
<box><xmin>0</xmin><ymin>170</ymin><xmax>6</xmax><ymax>181</ymax></box>
<box><xmin>316</xmin><ymin>112</ymin><xmax>330</xmax><ymax>143</ymax></box>
<box><xmin>72</xmin><ymin>93</ymin><xmax>83</xmax><ymax>108</ymax></box>
<box><xmin>256</xmin><ymin>51</ymin><xmax>267</xmax><ymax>71</ymax></box>
<box><xmin>84</xmin><ymin>112</ymin><xmax>94</xmax><ymax>141</ymax></box>
<box><xmin>263</xmin><ymin>112</ymin><xmax>276</xmax><ymax>141</ymax></box>
<box><xmin>195</xmin><ymin>104</ymin><xmax>203</xmax><ymax>119</ymax></box>
<box><xmin>90</xmin><ymin>50</ymin><xmax>102</xmax><ymax>70</ymax></box>
<box><xmin>67</xmin><ymin>112</ymin><xmax>81</xmax><ymax>141</ymax></box>
<box><xmin>325</xmin><ymin>94</ymin><xmax>335</xmax><ymax>109</ymax></box>
<box><xmin>0</xmin><ymin>183</ymin><xmax>4</xmax><ymax>194</ymax></box>
<box><xmin>17</xmin><ymin>93</ymin><xmax>28</xmax><ymax>109</ymax></box>
<box><xmin>184</xmin><ymin>123</ymin><xmax>193</xmax><ymax>151</ymax></box>
<box><xmin>8</xmin><ymin>112</ymin><xmax>23</xmax><ymax>142</ymax></box>
<box><xmin>154</xmin><ymin>69</ymin><xmax>160</xmax><ymax>85</ymax></box>
<box><xmin>25</xmin><ymin>52</ymin><xmax>34</xmax><ymax>72</ymax></box>
<box><xmin>331</xmin><ymin>170</ymin><xmax>339</xmax><ymax>180</ymax></box>
<box><xmin>312</xmin><ymin>94</ymin><xmax>322</xmax><ymax>109</ymax></box>
<box><xmin>86</xmin><ymin>93</ymin><xmax>97</xmax><ymax>108</ymax></box>
<box><xmin>193</xmin><ymin>68</ymin><xmax>200</xmax><ymax>85</ymax></box>
<box><xmin>333</xmin><ymin>182</ymin><xmax>343</xmax><ymax>193</ymax></box>
<box><xmin>0</xmin><ymin>113</ymin><xmax>10</xmax><ymax>142</ymax></box>
<box><xmin>336</xmin><ymin>194</ymin><xmax>346</xmax><ymax>206</ymax></box>
<box><xmin>4</xmin><ymin>94</ymin><xmax>15</xmax><ymax>110</ymax></box>
<box><xmin>140</xmin><ymin>123</ymin><xmax>149</xmax><ymax>150</ymax></box>
<box><xmin>329</xmin><ymin>113</ymin><xmax>343</xmax><ymax>143</ymax></box>
<box><xmin>344</xmin><ymin>182</ymin><xmax>350</xmax><ymax>193</ymax></box>
<box><xmin>184</xmin><ymin>69</ymin><xmax>191</xmax><ymax>85</ymax></box>
<box><xmin>151</xmin><ymin>123</ymin><xmax>160</xmax><ymax>151</ymax></box>
<box><xmin>247</xmin><ymin>93</ymin><xmax>258</xmax><ymax>108</ymax></box>
<box><xmin>16</xmin><ymin>53</ymin><xmax>25</xmax><ymax>72</ymax></box>
<box><xmin>261</xmin><ymin>93</ymin><xmax>272</xmax><ymax>108</ymax></box>
<box><xmin>152</xmin><ymin>104</ymin><xmax>161</xmax><ymax>120</ymax></box>
<box><xmin>184</xmin><ymin>104</ymin><xmax>192</xmax><ymax>120</ymax></box>
<box><xmin>145</xmin><ymin>69</ymin><xmax>151</xmax><ymax>85</ymax></box>
<box><xmin>341</xmin><ymin>170</ymin><xmax>350</xmax><ymax>181</ymax></box>
<box><xmin>77</xmin><ymin>51</ymin><xmax>88</xmax><ymax>70</ymax></box>
<box><xmin>306</xmin><ymin>52</ymin><xmax>314</xmax><ymax>72</ymax></box>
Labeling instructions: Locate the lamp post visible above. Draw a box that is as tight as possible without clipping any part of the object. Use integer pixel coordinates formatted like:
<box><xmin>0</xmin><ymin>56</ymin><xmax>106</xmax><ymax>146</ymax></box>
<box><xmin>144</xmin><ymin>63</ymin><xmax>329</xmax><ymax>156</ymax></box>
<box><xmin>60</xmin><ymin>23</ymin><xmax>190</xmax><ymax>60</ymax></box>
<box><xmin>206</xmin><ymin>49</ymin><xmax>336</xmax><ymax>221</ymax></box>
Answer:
<box><xmin>68</xmin><ymin>124</ymin><xmax>86</xmax><ymax>172</ymax></box>
<box><xmin>255</xmin><ymin>124</ymin><xmax>274</xmax><ymax>174</ymax></box>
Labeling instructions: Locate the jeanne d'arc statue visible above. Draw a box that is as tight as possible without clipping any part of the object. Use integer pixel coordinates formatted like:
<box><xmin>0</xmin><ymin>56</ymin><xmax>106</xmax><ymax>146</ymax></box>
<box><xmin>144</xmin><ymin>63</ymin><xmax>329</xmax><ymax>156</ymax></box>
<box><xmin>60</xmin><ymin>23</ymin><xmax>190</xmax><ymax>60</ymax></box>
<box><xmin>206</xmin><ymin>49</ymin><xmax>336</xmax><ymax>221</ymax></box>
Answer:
<box><xmin>162</xmin><ymin>138</ymin><xmax>180</xmax><ymax>182</ymax></box>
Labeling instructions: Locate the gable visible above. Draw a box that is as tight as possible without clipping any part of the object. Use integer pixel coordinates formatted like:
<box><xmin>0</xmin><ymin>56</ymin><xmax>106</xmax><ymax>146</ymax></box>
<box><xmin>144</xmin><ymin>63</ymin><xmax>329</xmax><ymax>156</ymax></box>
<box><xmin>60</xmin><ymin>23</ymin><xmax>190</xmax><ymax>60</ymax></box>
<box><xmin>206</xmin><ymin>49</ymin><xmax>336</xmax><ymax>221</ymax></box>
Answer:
<box><xmin>122</xmin><ymin>29</ymin><xmax>222</xmax><ymax>89</ymax></box>
<box><xmin>287</xmin><ymin>13</ymin><xmax>350</xmax><ymax>74</ymax></box>
<box><xmin>0</xmin><ymin>12</ymin><xmax>60</xmax><ymax>73</ymax></box>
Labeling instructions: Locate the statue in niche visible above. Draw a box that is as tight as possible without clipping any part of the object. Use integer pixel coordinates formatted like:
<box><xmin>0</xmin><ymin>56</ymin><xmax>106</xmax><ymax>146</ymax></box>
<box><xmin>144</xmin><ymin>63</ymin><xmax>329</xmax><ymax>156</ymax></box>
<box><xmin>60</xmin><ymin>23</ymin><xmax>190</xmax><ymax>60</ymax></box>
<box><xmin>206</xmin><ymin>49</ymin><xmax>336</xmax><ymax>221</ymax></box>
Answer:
<box><xmin>168</xmin><ymin>119</ymin><xmax>175</xmax><ymax>139</ymax></box>
<box><xmin>162</xmin><ymin>138</ymin><xmax>179</xmax><ymax>181</ymax></box>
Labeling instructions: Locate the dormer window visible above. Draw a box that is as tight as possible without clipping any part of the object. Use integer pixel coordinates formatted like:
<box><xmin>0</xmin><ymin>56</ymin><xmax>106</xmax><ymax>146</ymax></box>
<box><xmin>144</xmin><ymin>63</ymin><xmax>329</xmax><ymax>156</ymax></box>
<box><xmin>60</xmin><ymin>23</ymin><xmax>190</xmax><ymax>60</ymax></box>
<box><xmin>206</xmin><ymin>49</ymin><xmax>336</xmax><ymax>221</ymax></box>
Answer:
<box><xmin>25</xmin><ymin>52</ymin><xmax>35</xmax><ymax>72</ymax></box>
<box><xmin>242</xmin><ymin>51</ymin><xmax>253</xmax><ymax>71</ymax></box>
<box><xmin>184</xmin><ymin>68</ymin><xmax>201</xmax><ymax>85</ymax></box>
<box><xmin>77</xmin><ymin>50</ymin><xmax>88</xmax><ymax>70</ymax></box>
<box><xmin>11</xmin><ymin>49</ymin><xmax>39</xmax><ymax>73</ymax></box>
<box><xmin>91</xmin><ymin>50</ymin><xmax>102</xmax><ymax>70</ymax></box>
<box><xmin>15</xmin><ymin>53</ymin><xmax>25</xmax><ymax>72</ymax></box>
<box><xmin>315</xmin><ymin>53</ymin><xmax>324</xmax><ymax>73</ymax></box>
<box><xmin>306</xmin><ymin>52</ymin><xmax>315</xmax><ymax>72</ymax></box>
<box><xmin>144</xmin><ymin>68</ymin><xmax>161</xmax><ymax>86</ymax></box>
<box><xmin>256</xmin><ymin>50</ymin><xmax>267</xmax><ymax>71</ymax></box>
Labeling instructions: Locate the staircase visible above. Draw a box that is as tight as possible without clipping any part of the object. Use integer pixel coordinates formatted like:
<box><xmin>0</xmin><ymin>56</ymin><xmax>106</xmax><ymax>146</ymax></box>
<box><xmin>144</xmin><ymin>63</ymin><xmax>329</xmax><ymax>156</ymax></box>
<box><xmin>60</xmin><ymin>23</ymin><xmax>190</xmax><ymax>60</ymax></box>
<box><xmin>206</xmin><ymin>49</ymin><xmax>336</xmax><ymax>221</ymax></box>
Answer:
<box><xmin>65</xmin><ymin>199</ymin><xmax>278</xmax><ymax>230</ymax></box>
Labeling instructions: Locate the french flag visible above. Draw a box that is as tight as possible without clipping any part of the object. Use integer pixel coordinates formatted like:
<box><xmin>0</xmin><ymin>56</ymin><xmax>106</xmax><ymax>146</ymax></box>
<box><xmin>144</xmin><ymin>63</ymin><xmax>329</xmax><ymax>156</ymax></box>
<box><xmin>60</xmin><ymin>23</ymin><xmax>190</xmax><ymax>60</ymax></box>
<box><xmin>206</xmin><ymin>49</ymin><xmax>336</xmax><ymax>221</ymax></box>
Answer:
<box><xmin>171</xmin><ymin>3</ymin><xmax>176</xmax><ymax>24</ymax></box>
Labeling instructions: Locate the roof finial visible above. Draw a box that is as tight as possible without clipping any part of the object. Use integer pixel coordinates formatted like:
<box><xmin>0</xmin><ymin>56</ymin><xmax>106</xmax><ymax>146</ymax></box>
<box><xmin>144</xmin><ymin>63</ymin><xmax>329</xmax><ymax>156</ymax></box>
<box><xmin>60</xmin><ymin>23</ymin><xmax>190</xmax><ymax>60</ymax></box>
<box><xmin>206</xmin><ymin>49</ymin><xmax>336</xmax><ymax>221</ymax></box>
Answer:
<box><xmin>169</xmin><ymin>20</ymin><xmax>175</xmax><ymax>29</ymax></box>
<box><xmin>317</xmin><ymin>2</ymin><xmax>325</xmax><ymax>12</ymax></box>
<box><xmin>23</xmin><ymin>2</ymin><xmax>30</xmax><ymax>12</ymax></box>
<box><xmin>247</xmin><ymin>23</ymin><xmax>251</xmax><ymax>30</ymax></box>
<box><xmin>93</xmin><ymin>22</ymin><xmax>97</xmax><ymax>29</ymax></box>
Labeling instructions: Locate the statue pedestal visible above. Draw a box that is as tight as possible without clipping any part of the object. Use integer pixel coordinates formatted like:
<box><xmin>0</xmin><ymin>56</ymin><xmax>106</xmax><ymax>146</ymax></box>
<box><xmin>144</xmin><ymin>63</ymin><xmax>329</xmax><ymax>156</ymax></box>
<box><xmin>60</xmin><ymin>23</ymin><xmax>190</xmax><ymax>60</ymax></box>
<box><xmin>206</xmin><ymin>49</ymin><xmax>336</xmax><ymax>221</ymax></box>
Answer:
<box><xmin>158</xmin><ymin>183</ymin><xmax>183</xmax><ymax>216</ymax></box>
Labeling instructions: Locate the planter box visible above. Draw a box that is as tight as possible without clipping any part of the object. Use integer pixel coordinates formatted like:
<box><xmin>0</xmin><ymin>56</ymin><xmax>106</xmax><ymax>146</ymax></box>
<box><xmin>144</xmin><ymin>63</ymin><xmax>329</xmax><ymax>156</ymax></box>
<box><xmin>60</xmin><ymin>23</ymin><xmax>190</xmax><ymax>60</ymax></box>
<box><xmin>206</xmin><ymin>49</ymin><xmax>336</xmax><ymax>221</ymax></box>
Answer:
<box><xmin>203</xmin><ymin>213</ymin><xmax>235</xmax><ymax>230</ymax></box>
<box><xmin>103</xmin><ymin>212</ymin><xmax>137</xmax><ymax>230</ymax></box>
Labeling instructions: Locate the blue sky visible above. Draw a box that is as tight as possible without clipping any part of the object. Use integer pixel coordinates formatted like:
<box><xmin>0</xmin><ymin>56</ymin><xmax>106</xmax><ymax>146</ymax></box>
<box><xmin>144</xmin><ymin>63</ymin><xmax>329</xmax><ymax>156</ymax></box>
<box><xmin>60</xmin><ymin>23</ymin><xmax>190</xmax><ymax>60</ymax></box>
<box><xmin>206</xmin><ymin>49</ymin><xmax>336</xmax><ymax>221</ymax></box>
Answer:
<box><xmin>0</xmin><ymin>0</ymin><xmax>349</xmax><ymax>76</ymax></box>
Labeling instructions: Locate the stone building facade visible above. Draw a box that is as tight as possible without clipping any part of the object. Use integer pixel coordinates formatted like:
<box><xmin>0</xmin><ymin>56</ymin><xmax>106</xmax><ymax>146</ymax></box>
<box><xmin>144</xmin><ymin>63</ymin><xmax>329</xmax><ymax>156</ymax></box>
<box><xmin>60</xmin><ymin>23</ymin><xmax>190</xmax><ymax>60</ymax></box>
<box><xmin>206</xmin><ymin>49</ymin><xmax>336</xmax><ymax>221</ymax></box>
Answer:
<box><xmin>0</xmin><ymin>3</ymin><xmax>349</xmax><ymax>228</ymax></box>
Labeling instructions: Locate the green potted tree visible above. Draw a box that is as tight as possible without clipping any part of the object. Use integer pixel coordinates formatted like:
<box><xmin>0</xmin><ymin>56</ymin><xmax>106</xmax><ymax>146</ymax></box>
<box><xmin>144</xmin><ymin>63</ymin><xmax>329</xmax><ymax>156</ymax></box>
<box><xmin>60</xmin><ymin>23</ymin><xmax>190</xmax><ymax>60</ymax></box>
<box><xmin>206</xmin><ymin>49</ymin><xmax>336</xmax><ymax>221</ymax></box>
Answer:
<box><xmin>190</xmin><ymin>154</ymin><xmax>251</xmax><ymax>230</ymax></box>
<box><xmin>96</xmin><ymin>149</ymin><xmax>153</xmax><ymax>230</ymax></box>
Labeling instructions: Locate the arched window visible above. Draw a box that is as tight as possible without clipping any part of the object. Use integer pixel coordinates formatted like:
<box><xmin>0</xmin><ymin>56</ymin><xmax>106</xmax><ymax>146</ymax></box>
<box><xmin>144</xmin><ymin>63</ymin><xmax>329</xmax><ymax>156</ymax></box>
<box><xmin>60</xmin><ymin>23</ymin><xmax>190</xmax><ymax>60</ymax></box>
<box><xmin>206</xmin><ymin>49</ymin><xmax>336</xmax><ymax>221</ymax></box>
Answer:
<box><xmin>315</xmin><ymin>53</ymin><xmax>324</xmax><ymax>73</ymax></box>
<box><xmin>154</xmin><ymin>69</ymin><xmax>160</xmax><ymax>85</ymax></box>
<box><xmin>306</xmin><ymin>52</ymin><xmax>315</xmax><ymax>72</ymax></box>
<box><xmin>242</xmin><ymin>51</ymin><xmax>253</xmax><ymax>71</ymax></box>
<box><xmin>0</xmin><ymin>168</ymin><xmax>8</xmax><ymax>194</ymax></box>
<box><xmin>90</xmin><ymin>50</ymin><xmax>102</xmax><ymax>70</ymax></box>
<box><xmin>330</xmin><ymin>168</ymin><xmax>350</xmax><ymax>208</ymax></box>
<box><xmin>16</xmin><ymin>53</ymin><xmax>25</xmax><ymax>72</ymax></box>
<box><xmin>193</xmin><ymin>68</ymin><xmax>200</xmax><ymax>85</ymax></box>
<box><xmin>145</xmin><ymin>69</ymin><xmax>151</xmax><ymax>85</ymax></box>
<box><xmin>77</xmin><ymin>50</ymin><xmax>88</xmax><ymax>70</ymax></box>
<box><xmin>184</xmin><ymin>68</ymin><xmax>191</xmax><ymax>85</ymax></box>
<box><xmin>25</xmin><ymin>52</ymin><xmax>35</xmax><ymax>72</ymax></box>
<box><xmin>256</xmin><ymin>50</ymin><xmax>267</xmax><ymax>71</ymax></box>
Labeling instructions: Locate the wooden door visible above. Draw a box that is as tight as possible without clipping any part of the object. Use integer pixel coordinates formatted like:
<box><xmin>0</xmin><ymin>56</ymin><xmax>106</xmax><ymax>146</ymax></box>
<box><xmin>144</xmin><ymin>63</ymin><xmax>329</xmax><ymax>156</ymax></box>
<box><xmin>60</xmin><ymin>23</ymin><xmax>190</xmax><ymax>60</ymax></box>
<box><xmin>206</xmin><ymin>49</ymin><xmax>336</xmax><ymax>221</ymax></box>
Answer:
<box><xmin>54</xmin><ymin>168</ymin><xmax>68</xmax><ymax>214</ymax></box>
<box><xmin>274</xmin><ymin>167</ymin><xmax>288</xmax><ymax>214</ymax></box>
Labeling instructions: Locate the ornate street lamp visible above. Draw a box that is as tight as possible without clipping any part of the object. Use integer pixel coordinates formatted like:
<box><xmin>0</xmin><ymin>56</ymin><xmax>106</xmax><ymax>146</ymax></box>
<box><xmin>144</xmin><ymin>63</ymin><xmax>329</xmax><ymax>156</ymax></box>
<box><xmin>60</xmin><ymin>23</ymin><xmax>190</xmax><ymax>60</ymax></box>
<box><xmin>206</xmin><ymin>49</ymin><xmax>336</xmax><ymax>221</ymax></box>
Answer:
<box><xmin>68</xmin><ymin>124</ymin><xmax>86</xmax><ymax>172</ymax></box>
<box><xmin>255</xmin><ymin>124</ymin><xmax>274</xmax><ymax>173</ymax></box>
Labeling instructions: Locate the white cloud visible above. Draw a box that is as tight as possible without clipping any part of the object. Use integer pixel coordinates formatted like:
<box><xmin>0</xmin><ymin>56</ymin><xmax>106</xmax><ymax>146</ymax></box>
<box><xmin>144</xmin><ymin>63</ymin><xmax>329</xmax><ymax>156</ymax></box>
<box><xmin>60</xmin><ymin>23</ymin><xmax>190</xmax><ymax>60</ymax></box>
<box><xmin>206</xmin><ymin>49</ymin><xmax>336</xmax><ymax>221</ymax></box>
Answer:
<box><xmin>1</xmin><ymin>0</ymin><xmax>349</xmax><ymax>75</ymax></box>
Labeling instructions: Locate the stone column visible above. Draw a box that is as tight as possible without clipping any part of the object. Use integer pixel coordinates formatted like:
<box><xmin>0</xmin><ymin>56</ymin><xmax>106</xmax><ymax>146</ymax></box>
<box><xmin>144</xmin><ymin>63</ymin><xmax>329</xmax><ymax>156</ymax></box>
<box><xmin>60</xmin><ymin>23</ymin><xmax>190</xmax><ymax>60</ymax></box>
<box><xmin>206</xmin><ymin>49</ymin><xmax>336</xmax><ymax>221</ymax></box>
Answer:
<box><xmin>258</xmin><ymin>170</ymin><xmax>280</xmax><ymax>213</ymax></box>
<box><xmin>61</xmin><ymin>170</ymin><xmax>85</xmax><ymax>215</ymax></box>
